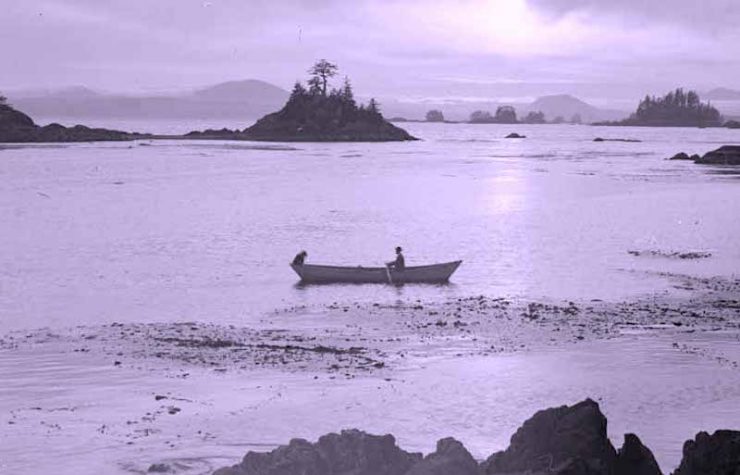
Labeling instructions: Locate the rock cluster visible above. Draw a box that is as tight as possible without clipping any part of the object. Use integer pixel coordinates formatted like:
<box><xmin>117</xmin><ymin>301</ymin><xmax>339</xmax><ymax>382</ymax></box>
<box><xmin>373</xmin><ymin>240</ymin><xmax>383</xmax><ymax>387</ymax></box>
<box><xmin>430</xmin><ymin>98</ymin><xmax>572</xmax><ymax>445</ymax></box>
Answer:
<box><xmin>214</xmin><ymin>430</ymin><xmax>423</xmax><ymax>475</ymax></box>
<box><xmin>0</xmin><ymin>103</ymin><xmax>145</xmax><ymax>143</ymax></box>
<box><xmin>482</xmin><ymin>399</ymin><xmax>660</xmax><ymax>475</ymax></box>
<box><xmin>695</xmin><ymin>145</ymin><xmax>740</xmax><ymax>165</ymax></box>
<box><xmin>669</xmin><ymin>145</ymin><xmax>740</xmax><ymax>165</ymax></box>
<box><xmin>212</xmin><ymin>398</ymin><xmax>740</xmax><ymax>475</ymax></box>
<box><xmin>673</xmin><ymin>430</ymin><xmax>740</xmax><ymax>475</ymax></box>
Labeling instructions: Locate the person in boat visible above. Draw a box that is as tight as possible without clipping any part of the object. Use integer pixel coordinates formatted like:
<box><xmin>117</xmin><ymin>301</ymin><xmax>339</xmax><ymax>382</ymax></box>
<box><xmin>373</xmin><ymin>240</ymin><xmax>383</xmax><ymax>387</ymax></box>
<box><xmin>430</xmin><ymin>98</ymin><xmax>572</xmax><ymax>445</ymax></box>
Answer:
<box><xmin>292</xmin><ymin>250</ymin><xmax>308</xmax><ymax>266</ymax></box>
<box><xmin>386</xmin><ymin>246</ymin><xmax>405</xmax><ymax>271</ymax></box>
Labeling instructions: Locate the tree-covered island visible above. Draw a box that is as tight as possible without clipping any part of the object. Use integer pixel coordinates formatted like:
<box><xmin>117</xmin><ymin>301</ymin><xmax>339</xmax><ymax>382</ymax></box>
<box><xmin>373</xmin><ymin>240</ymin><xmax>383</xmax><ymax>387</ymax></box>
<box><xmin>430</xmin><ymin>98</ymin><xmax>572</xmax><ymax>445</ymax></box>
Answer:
<box><xmin>187</xmin><ymin>60</ymin><xmax>417</xmax><ymax>142</ymax></box>
<box><xmin>596</xmin><ymin>89</ymin><xmax>723</xmax><ymax>127</ymax></box>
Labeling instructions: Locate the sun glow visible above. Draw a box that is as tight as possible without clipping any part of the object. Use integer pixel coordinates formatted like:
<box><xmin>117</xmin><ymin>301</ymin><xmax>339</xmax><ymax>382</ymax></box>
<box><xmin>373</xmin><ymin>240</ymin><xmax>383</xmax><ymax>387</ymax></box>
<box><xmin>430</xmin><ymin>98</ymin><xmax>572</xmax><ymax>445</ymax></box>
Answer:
<box><xmin>369</xmin><ymin>0</ymin><xmax>594</xmax><ymax>56</ymax></box>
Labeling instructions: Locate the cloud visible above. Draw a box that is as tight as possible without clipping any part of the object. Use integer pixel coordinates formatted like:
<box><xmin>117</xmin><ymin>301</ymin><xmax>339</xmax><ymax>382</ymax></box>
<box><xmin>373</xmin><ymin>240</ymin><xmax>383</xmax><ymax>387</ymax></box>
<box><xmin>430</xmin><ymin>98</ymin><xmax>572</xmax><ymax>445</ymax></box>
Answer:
<box><xmin>528</xmin><ymin>0</ymin><xmax>740</xmax><ymax>31</ymax></box>
<box><xmin>1</xmin><ymin>0</ymin><xmax>738</xmax><ymax>101</ymax></box>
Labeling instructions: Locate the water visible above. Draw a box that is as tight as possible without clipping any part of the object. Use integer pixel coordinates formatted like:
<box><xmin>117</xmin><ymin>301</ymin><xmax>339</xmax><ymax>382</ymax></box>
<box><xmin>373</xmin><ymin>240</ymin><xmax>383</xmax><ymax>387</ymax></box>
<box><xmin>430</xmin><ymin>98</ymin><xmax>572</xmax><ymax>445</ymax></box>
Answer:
<box><xmin>2</xmin><ymin>331</ymin><xmax>739</xmax><ymax>474</ymax></box>
<box><xmin>0</xmin><ymin>123</ymin><xmax>738</xmax><ymax>330</ymax></box>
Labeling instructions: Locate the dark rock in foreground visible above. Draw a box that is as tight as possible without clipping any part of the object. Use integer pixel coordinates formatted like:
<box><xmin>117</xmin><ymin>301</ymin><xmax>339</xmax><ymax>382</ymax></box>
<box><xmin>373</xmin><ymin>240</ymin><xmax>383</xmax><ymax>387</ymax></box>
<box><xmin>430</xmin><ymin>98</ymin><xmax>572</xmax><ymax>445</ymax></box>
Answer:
<box><xmin>482</xmin><ymin>398</ymin><xmax>620</xmax><ymax>475</ymax></box>
<box><xmin>616</xmin><ymin>434</ymin><xmax>663</xmax><ymax>475</ymax></box>
<box><xmin>695</xmin><ymin>145</ymin><xmax>740</xmax><ymax>165</ymax></box>
<box><xmin>405</xmin><ymin>438</ymin><xmax>480</xmax><ymax>475</ymax></box>
<box><xmin>0</xmin><ymin>103</ymin><xmax>146</xmax><ymax>143</ymax></box>
<box><xmin>672</xmin><ymin>430</ymin><xmax>740</xmax><ymax>475</ymax></box>
<box><xmin>214</xmin><ymin>429</ymin><xmax>422</xmax><ymax>475</ymax></box>
<box><xmin>505</xmin><ymin>133</ymin><xmax>526</xmax><ymax>139</ymax></box>
<box><xmin>214</xmin><ymin>399</ymin><xmax>687</xmax><ymax>475</ymax></box>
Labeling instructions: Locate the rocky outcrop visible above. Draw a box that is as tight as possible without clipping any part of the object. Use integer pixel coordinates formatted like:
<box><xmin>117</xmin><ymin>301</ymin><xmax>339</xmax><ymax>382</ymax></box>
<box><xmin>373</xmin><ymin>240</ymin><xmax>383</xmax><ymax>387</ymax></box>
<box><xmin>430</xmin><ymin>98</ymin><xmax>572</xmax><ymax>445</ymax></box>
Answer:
<box><xmin>482</xmin><ymin>399</ymin><xmax>618</xmax><ymax>475</ymax></box>
<box><xmin>213</xmin><ymin>398</ymin><xmax>740</xmax><ymax>475</ymax></box>
<box><xmin>405</xmin><ymin>438</ymin><xmax>481</xmax><ymax>475</ymax></box>
<box><xmin>695</xmin><ymin>145</ymin><xmax>740</xmax><ymax>165</ymax></box>
<box><xmin>0</xmin><ymin>103</ymin><xmax>146</xmax><ymax>143</ymax></box>
<box><xmin>615</xmin><ymin>434</ymin><xmax>662</xmax><ymax>475</ymax></box>
<box><xmin>668</xmin><ymin>152</ymin><xmax>698</xmax><ymax>161</ymax></box>
<box><xmin>213</xmin><ymin>429</ymin><xmax>422</xmax><ymax>475</ymax></box>
<box><xmin>672</xmin><ymin>430</ymin><xmax>740</xmax><ymax>475</ymax></box>
<box><xmin>240</xmin><ymin>107</ymin><xmax>416</xmax><ymax>142</ymax></box>
<box><xmin>505</xmin><ymin>133</ymin><xmax>526</xmax><ymax>138</ymax></box>
<box><xmin>594</xmin><ymin>137</ymin><xmax>641</xmax><ymax>143</ymax></box>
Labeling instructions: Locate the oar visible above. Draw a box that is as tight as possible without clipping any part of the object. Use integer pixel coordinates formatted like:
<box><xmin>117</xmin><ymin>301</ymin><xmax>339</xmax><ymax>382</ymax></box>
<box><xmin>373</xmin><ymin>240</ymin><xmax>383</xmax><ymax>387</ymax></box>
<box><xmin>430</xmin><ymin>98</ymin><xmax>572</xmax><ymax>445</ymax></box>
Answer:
<box><xmin>385</xmin><ymin>264</ymin><xmax>394</xmax><ymax>285</ymax></box>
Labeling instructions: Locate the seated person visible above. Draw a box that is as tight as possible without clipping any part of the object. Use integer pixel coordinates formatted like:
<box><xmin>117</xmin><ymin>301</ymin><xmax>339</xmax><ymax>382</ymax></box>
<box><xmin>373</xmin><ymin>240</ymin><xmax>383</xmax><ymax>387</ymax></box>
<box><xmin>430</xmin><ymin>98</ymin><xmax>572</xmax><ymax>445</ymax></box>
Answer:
<box><xmin>292</xmin><ymin>250</ymin><xmax>308</xmax><ymax>266</ymax></box>
<box><xmin>386</xmin><ymin>246</ymin><xmax>405</xmax><ymax>271</ymax></box>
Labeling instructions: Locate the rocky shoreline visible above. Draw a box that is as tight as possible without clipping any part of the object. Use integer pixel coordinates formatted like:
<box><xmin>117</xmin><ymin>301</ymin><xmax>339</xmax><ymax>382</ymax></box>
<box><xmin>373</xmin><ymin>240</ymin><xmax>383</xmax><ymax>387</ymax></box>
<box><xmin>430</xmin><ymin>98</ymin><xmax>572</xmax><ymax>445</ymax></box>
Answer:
<box><xmin>211</xmin><ymin>398</ymin><xmax>739</xmax><ymax>475</ymax></box>
<box><xmin>0</xmin><ymin>103</ymin><xmax>149</xmax><ymax>143</ymax></box>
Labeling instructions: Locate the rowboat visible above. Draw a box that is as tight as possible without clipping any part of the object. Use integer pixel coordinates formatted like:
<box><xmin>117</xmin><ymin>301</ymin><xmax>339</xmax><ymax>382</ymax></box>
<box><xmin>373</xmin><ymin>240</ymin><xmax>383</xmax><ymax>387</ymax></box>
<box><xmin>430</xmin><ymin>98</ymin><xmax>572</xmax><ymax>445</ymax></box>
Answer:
<box><xmin>290</xmin><ymin>261</ymin><xmax>462</xmax><ymax>284</ymax></box>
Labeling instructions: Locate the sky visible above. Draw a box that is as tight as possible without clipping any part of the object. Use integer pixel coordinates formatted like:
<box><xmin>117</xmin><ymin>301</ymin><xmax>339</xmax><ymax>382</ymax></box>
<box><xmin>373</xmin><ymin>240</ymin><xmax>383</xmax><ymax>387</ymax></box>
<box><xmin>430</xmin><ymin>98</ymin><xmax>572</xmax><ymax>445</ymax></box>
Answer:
<box><xmin>2</xmin><ymin>0</ymin><xmax>739</xmax><ymax>105</ymax></box>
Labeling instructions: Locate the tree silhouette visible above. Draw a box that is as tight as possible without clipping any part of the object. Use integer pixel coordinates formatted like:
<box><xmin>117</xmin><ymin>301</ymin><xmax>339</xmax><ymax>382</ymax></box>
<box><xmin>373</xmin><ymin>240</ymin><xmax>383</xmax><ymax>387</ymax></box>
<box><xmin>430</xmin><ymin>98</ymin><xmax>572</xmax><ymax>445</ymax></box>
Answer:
<box><xmin>308</xmin><ymin>59</ymin><xmax>338</xmax><ymax>97</ymax></box>
<box><xmin>426</xmin><ymin>110</ymin><xmax>444</xmax><ymax>122</ymax></box>
<box><xmin>368</xmin><ymin>98</ymin><xmax>380</xmax><ymax>114</ymax></box>
<box><xmin>289</xmin><ymin>82</ymin><xmax>307</xmax><ymax>101</ymax></box>
<box><xmin>494</xmin><ymin>105</ymin><xmax>517</xmax><ymax>123</ymax></box>
<box><xmin>523</xmin><ymin>111</ymin><xmax>545</xmax><ymax>124</ymax></box>
<box><xmin>307</xmin><ymin>76</ymin><xmax>322</xmax><ymax>96</ymax></box>
<box><xmin>341</xmin><ymin>77</ymin><xmax>355</xmax><ymax>107</ymax></box>
<box><xmin>469</xmin><ymin>110</ymin><xmax>493</xmax><ymax>123</ymax></box>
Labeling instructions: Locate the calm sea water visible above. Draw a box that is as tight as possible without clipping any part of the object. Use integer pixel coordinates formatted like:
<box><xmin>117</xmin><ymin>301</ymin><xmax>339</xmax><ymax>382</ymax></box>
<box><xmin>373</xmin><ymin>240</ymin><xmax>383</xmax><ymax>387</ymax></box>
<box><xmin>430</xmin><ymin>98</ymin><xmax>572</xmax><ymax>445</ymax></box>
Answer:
<box><xmin>1</xmin><ymin>122</ymin><xmax>738</xmax><ymax>330</ymax></box>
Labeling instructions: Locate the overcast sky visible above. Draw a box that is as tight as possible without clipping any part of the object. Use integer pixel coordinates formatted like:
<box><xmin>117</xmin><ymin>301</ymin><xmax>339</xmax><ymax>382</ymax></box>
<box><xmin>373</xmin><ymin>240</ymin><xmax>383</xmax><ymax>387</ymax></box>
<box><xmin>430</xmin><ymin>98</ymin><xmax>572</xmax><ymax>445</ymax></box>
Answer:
<box><xmin>2</xmin><ymin>0</ymin><xmax>738</xmax><ymax>103</ymax></box>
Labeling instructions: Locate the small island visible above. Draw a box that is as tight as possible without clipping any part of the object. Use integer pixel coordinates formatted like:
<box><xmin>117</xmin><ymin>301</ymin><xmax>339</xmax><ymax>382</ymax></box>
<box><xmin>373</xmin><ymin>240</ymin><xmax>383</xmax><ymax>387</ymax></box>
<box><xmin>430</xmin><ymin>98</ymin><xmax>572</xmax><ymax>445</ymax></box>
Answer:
<box><xmin>595</xmin><ymin>88</ymin><xmax>723</xmax><ymax>127</ymax></box>
<box><xmin>187</xmin><ymin>60</ymin><xmax>417</xmax><ymax>142</ymax></box>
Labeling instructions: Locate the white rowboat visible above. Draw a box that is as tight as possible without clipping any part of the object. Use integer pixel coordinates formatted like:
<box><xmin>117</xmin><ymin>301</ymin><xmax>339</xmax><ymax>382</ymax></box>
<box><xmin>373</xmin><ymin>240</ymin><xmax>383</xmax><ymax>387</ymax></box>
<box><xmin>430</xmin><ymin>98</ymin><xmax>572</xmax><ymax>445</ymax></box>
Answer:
<box><xmin>290</xmin><ymin>261</ymin><xmax>462</xmax><ymax>284</ymax></box>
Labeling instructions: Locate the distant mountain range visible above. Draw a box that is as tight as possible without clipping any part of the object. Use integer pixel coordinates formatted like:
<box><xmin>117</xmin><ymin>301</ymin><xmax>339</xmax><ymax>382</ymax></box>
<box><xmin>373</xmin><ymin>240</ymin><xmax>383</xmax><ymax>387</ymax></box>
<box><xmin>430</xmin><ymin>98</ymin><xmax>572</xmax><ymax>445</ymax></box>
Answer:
<box><xmin>519</xmin><ymin>94</ymin><xmax>626</xmax><ymax>123</ymax></box>
<box><xmin>704</xmin><ymin>87</ymin><xmax>740</xmax><ymax>101</ymax></box>
<box><xmin>381</xmin><ymin>94</ymin><xmax>627</xmax><ymax>123</ymax></box>
<box><xmin>6</xmin><ymin>80</ymin><xmax>635</xmax><ymax>124</ymax></box>
<box><xmin>6</xmin><ymin>80</ymin><xmax>289</xmax><ymax>120</ymax></box>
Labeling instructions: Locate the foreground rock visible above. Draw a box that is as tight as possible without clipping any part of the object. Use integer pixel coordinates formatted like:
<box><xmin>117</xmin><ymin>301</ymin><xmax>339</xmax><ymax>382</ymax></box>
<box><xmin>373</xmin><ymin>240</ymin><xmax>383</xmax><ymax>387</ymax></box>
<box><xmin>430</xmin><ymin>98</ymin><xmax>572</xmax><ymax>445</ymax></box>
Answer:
<box><xmin>0</xmin><ymin>103</ymin><xmax>146</xmax><ymax>143</ymax></box>
<box><xmin>483</xmin><ymin>400</ymin><xmax>661</xmax><ymax>475</ymax></box>
<box><xmin>505</xmin><ymin>132</ymin><xmax>526</xmax><ymax>138</ymax></box>
<box><xmin>213</xmin><ymin>429</ymin><xmax>422</xmax><ymax>475</ymax></box>
<box><xmin>672</xmin><ymin>430</ymin><xmax>740</xmax><ymax>475</ymax></box>
<box><xmin>405</xmin><ymin>438</ymin><xmax>480</xmax><ymax>475</ymax></box>
<box><xmin>214</xmin><ymin>399</ymin><xmax>673</xmax><ymax>475</ymax></box>
<box><xmin>484</xmin><ymin>399</ymin><xmax>614</xmax><ymax>475</ymax></box>
<box><xmin>616</xmin><ymin>434</ymin><xmax>663</xmax><ymax>475</ymax></box>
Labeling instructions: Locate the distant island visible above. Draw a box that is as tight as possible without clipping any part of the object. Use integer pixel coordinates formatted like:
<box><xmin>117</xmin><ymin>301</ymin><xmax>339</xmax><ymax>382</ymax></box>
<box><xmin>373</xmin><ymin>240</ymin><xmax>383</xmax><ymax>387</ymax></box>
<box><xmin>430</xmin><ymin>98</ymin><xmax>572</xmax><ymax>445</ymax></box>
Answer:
<box><xmin>188</xmin><ymin>60</ymin><xmax>416</xmax><ymax>142</ymax></box>
<box><xmin>0</xmin><ymin>95</ymin><xmax>146</xmax><ymax>143</ymax></box>
<box><xmin>595</xmin><ymin>89</ymin><xmax>723</xmax><ymax>127</ymax></box>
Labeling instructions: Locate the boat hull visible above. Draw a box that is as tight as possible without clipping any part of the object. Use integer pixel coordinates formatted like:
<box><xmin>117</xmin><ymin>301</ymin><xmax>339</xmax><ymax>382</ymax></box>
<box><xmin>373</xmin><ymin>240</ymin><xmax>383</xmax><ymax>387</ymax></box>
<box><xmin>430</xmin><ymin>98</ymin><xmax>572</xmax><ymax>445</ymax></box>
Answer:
<box><xmin>290</xmin><ymin>261</ymin><xmax>462</xmax><ymax>284</ymax></box>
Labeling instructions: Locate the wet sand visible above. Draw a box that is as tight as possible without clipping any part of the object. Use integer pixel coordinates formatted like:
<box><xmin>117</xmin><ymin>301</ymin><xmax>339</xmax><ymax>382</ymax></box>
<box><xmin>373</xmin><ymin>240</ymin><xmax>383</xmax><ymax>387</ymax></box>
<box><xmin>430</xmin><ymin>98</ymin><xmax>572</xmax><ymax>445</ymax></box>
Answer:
<box><xmin>1</xmin><ymin>272</ymin><xmax>739</xmax><ymax>475</ymax></box>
